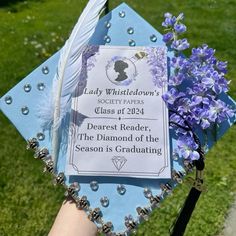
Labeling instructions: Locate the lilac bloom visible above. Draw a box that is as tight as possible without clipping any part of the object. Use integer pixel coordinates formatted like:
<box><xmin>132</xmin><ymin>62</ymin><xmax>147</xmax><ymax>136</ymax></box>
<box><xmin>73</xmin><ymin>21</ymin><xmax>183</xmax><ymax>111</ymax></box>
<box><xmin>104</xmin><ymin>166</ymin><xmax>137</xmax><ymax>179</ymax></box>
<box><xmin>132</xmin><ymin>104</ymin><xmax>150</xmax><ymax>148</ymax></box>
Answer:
<box><xmin>191</xmin><ymin>44</ymin><xmax>215</xmax><ymax>62</ymax></box>
<box><xmin>213</xmin><ymin>77</ymin><xmax>229</xmax><ymax>94</ymax></box>
<box><xmin>200</xmin><ymin>117</ymin><xmax>211</xmax><ymax>129</ymax></box>
<box><xmin>162</xmin><ymin>13</ymin><xmax>176</xmax><ymax>28</ymax></box>
<box><xmin>194</xmin><ymin>109</ymin><xmax>212</xmax><ymax>129</ymax></box>
<box><xmin>191</xmin><ymin>95</ymin><xmax>203</xmax><ymax>105</ymax></box>
<box><xmin>216</xmin><ymin>61</ymin><xmax>227</xmax><ymax>73</ymax></box>
<box><xmin>186</xmin><ymin>84</ymin><xmax>208</xmax><ymax>98</ymax></box>
<box><xmin>207</xmin><ymin>100</ymin><xmax>225</xmax><ymax>122</ymax></box>
<box><xmin>164</xmin><ymin>12</ymin><xmax>172</xmax><ymax>18</ymax></box>
<box><xmin>212</xmin><ymin>100</ymin><xmax>235</xmax><ymax>122</ymax></box>
<box><xmin>171</xmin><ymin>56</ymin><xmax>189</xmax><ymax>71</ymax></box>
<box><xmin>174</xmin><ymin>24</ymin><xmax>187</xmax><ymax>34</ymax></box>
<box><xmin>171</xmin><ymin>38</ymin><xmax>190</xmax><ymax>51</ymax></box>
<box><xmin>169</xmin><ymin>73</ymin><xmax>185</xmax><ymax>86</ymax></box>
<box><xmin>177</xmin><ymin>98</ymin><xmax>191</xmax><ymax>114</ymax></box>
<box><xmin>177</xmin><ymin>135</ymin><xmax>200</xmax><ymax>160</ymax></box>
<box><xmin>225</xmin><ymin>106</ymin><xmax>236</xmax><ymax>119</ymax></box>
<box><xmin>163</xmin><ymin>32</ymin><xmax>174</xmax><ymax>43</ymax></box>
<box><xmin>201</xmin><ymin>76</ymin><xmax>215</xmax><ymax>89</ymax></box>
<box><xmin>161</xmin><ymin>12</ymin><xmax>235</xmax><ymax>160</ymax></box>
<box><xmin>187</xmin><ymin>106</ymin><xmax>203</xmax><ymax>125</ymax></box>
<box><xmin>170</xmin><ymin>113</ymin><xmax>185</xmax><ymax>126</ymax></box>
<box><xmin>162</xmin><ymin>88</ymin><xmax>185</xmax><ymax>105</ymax></box>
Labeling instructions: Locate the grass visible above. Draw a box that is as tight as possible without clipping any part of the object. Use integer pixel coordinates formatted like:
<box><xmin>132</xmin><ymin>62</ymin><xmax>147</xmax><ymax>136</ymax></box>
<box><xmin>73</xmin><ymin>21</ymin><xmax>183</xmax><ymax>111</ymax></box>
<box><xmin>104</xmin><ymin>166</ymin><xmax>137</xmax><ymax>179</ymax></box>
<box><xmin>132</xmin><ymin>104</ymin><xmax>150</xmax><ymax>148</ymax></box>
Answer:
<box><xmin>0</xmin><ymin>0</ymin><xmax>236</xmax><ymax>235</ymax></box>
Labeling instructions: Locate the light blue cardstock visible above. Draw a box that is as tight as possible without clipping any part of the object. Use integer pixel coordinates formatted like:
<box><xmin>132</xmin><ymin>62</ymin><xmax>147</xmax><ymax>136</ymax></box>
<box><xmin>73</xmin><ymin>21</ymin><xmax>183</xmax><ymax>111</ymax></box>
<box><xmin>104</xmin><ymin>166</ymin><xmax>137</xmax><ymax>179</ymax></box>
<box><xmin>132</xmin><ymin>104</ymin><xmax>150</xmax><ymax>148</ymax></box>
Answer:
<box><xmin>0</xmin><ymin>3</ymin><xmax>235</xmax><ymax>234</ymax></box>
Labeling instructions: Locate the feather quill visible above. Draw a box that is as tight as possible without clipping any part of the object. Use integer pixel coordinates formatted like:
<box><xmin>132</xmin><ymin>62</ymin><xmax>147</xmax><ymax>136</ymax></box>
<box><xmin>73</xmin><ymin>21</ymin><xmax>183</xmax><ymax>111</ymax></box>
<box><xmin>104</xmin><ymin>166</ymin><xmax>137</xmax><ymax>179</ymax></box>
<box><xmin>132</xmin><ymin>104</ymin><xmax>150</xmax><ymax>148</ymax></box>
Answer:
<box><xmin>51</xmin><ymin>0</ymin><xmax>107</xmax><ymax>169</ymax></box>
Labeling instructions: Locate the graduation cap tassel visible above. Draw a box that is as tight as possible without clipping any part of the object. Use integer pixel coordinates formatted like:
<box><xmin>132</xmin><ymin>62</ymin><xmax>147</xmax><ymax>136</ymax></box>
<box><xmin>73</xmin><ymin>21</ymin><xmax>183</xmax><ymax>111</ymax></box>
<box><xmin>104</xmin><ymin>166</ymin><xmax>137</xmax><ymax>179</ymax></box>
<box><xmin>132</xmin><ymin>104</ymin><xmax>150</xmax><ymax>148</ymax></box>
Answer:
<box><xmin>169</xmin><ymin>110</ymin><xmax>206</xmax><ymax>235</ymax></box>
<box><xmin>170</xmin><ymin>157</ymin><xmax>205</xmax><ymax>236</ymax></box>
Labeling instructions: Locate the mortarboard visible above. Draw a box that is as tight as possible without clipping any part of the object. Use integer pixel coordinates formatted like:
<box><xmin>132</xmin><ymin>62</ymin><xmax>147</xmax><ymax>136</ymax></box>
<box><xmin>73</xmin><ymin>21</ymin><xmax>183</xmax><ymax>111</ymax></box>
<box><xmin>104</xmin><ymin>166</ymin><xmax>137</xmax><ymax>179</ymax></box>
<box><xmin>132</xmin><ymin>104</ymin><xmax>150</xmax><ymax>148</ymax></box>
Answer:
<box><xmin>0</xmin><ymin>2</ymin><xmax>235</xmax><ymax>235</ymax></box>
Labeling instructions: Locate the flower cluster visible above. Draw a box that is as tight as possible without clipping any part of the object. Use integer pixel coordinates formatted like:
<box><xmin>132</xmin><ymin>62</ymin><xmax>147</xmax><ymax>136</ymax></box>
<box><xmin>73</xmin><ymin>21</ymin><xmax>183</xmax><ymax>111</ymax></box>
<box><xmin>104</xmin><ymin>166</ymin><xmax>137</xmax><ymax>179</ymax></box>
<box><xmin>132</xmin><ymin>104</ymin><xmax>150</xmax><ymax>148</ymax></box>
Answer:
<box><xmin>162</xmin><ymin>13</ymin><xmax>189</xmax><ymax>51</ymax></box>
<box><xmin>162</xmin><ymin>13</ymin><xmax>235</xmax><ymax>161</ymax></box>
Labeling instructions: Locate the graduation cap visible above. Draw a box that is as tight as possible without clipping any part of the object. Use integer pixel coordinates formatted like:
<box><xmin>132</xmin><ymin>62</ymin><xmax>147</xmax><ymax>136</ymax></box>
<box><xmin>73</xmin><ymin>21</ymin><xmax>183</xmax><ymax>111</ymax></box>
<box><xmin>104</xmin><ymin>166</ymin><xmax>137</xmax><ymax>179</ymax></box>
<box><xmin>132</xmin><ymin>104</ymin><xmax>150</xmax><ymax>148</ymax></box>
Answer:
<box><xmin>0</xmin><ymin>1</ymin><xmax>235</xmax><ymax>235</ymax></box>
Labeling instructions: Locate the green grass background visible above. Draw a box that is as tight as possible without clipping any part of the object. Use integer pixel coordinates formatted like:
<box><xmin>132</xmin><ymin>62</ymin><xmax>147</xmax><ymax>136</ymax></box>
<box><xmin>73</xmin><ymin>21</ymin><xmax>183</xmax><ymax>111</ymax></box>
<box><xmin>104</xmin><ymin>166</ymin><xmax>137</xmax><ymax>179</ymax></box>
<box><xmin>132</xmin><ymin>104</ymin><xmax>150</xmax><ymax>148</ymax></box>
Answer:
<box><xmin>0</xmin><ymin>0</ymin><xmax>235</xmax><ymax>235</ymax></box>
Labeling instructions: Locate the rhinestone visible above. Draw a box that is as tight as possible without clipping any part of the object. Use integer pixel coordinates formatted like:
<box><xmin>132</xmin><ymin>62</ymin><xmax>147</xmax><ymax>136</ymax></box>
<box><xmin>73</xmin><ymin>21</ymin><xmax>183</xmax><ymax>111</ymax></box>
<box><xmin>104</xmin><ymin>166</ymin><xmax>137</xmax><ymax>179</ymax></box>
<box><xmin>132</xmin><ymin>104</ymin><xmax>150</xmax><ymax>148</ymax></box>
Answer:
<box><xmin>100</xmin><ymin>196</ymin><xmax>109</xmax><ymax>207</ymax></box>
<box><xmin>150</xmin><ymin>34</ymin><xmax>157</xmax><ymax>42</ymax></box>
<box><xmin>42</xmin><ymin>66</ymin><xmax>49</xmax><ymax>74</ymax></box>
<box><xmin>21</xmin><ymin>106</ymin><xmax>29</xmax><ymax>115</ymax></box>
<box><xmin>127</xmin><ymin>27</ymin><xmax>134</xmax><ymax>34</ymax></box>
<box><xmin>129</xmin><ymin>39</ymin><xmax>136</xmax><ymax>47</ymax></box>
<box><xmin>4</xmin><ymin>96</ymin><xmax>12</xmax><ymax>105</ymax></box>
<box><xmin>72</xmin><ymin>182</ymin><xmax>80</xmax><ymax>192</ymax></box>
<box><xmin>24</xmin><ymin>84</ymin><xmax>31</xmax><ymax>92</ymax></box>
<box><xmin>37</xmin><ymin>82</ymin><xmax>45</xmax><ymax>91</ymax></box>
<box><xmin>37</xmin><ymin>132</ymin><xmax>45</xmax><ymax>141</ymax></box>
<box><xmin>90</xmin><ymin>181</ymin><xmax>99</xmax><ymax>191</ymax></box>
<box><xmin>119</xmin><ymin>11</ymin><xmax>126</xmax><ymax>18</ymax></box>
<box><xmin>143</xmin><ymin>188</ymin><xmax>152</xmax><ymax>198</ymax></box>
<box><xmin>172</xmin><ymin>152</ymin><xmax>179</xmax><ymax>161</ymax></box>
<box><xmin>104</xmin><ymin>35</ymin><xmax>111</xmax><ymax>43</ymax></box>
<box><xmin>117</xmin><ymin>184</ymin><xmax>126</xmax><ymax>195</ymax></box>
<box><xmin>105</xmin><ymin>21</ymin><xmax>111</xmax><ymax>28</ymax></box>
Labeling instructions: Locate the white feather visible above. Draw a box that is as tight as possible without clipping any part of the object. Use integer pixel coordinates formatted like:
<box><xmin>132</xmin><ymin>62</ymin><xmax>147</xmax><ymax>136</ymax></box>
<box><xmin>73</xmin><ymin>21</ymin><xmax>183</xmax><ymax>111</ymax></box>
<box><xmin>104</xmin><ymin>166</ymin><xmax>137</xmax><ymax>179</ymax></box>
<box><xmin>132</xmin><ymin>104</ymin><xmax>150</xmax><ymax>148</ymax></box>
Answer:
<box><xmin>50</xmin><ymin>0</ymin><xmax>107</xmax><ymax>169</ymax></box>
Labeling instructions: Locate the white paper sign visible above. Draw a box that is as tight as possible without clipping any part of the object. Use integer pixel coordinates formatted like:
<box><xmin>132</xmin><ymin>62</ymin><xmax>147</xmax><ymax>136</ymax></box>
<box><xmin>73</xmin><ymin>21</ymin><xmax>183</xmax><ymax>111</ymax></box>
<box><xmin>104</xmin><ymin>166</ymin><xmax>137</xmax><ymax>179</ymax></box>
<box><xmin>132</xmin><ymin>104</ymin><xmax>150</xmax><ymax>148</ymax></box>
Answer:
<box><xmin>66</xmin><ymin>46</ymin><xmax>170</xmax><ymax>178</ymax></box>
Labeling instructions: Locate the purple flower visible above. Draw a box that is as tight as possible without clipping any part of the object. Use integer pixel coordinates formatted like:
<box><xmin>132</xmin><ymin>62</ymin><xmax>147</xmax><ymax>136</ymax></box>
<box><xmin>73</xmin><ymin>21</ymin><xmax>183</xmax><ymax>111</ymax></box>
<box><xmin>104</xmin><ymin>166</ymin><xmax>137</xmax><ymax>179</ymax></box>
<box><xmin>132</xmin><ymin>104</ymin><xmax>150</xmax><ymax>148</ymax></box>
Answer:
<box><xmin>201</xmin><ymin>75</ymin><xmax>216</xmax><ymax>89</ymax></box>
<box><xmin>162</xmin><ymin>88</ymin><xmax>185</xmax><ymax>105</ymax></box>
<box><xmin>207</xmin><ymin>101</ymin><xmax>221</xmax><ymax>122</ymax></box>
<box><xmin>213</xmin><ymin>77</ymin><xmax>229</xmax><ymax>94</ymax></box>
<box><xmin>171</xmin><ymin>38</ymin><xmax>190</xmax><ymax>51</ymax></box>
<box><xmin>191</xmin><ymin>44</ymin><xmax>215</xmax><ymax>62</ymax></box>
<box><xmin>177</xmin><ymin>135</ymin><xmax>200</xmax><ymax>160</ymax></box>
<box><xmin>216</xmin><ymin>61</ymin><xmax>227</xmax><ymax>73</ymax></box>
<box><xmin>191</xmin><ymin>95</ymin><xmax>211</xmax><ymax>106</ymax></box>
<box><xmin>162</xmin><ymin>13</ymin><xmax>176</xmax><ymax>28</ymax></box>
<box><xmin>170</xmin><ymin>113</ymin><xmax>184</xmax><ymax>125</ymax></box>
<box><xmin>169</xmin><ymin>73</ymin><xmax>185</xmax><ymax>86</ymax></box>
<box><xmin>171</xmin><ymin>56</ymin><xmax>189</xmax><ymax>70</ymax></box>
<box><xmin>193</xmin><ymin>109</ymin><xmax>212</xmax><ymax>129</ymax></box>
<box><xmin>176</xmin><ymin>98</ymin><xmax>191</xmax><ymax>114</ymax></box>
<box><xmin>207</xmin><ymin>100</ymin><xmax>235</xmax><ymax>123</ymax></box>
<box><xmin>161</xmin><ymin>12</ymin><xmax>235</xmax><ymax>161</ymax></box>
<box><xmin>174</xmin><ymin>24</ymin><xmax>187</xmax><ymax>34</ymax></box>
<box><xmin>163</xmin><ymin>32</ymin><xmax>174</xmax><ymax>43</ymax></box>
<box><xmin>164</xmin><ymin>12</ymin><xmax>172</xmax><ymax>18</ymax></box>
<box><xmin>200</xmin><ymin>119</ymin><xmax>211</xmax><ymax>129</ymax></box>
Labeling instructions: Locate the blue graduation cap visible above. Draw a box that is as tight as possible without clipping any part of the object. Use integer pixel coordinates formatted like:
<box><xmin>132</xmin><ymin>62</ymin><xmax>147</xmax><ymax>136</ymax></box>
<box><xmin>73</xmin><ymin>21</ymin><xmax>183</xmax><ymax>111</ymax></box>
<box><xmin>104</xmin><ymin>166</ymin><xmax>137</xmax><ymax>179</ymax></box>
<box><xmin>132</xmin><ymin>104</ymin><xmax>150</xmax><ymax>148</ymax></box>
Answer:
<box><xmin>0</xmin><ymin>2</ymin><xmax>235</xmax><ymax>235</ymax></box>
